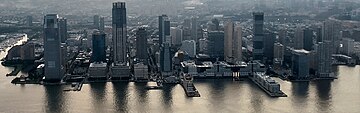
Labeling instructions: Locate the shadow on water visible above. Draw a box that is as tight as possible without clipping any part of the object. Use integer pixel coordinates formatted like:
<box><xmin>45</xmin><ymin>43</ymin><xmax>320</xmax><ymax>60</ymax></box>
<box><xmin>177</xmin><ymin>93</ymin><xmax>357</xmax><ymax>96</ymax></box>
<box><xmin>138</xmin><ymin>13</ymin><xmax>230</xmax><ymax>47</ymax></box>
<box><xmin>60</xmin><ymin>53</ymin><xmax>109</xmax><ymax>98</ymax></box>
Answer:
<box><xmin>161</xmin><ymin>84</ymin><xmax>176</xmax><ymax>112</ymax></box>
<box><xmin>44</xmin><ymin>85</ymin><xmax>65</xmax><ymax>113</ymax></box>
<box><xmin>290</xmin><ymin>81</ymin><xmax>310</xmax><ymax>109</ymax></box>
<box><xmin>314</xmin><ymin>80</ymin><xmax>333</xmax><ymax>113</ymax></box>
<box><xmin>291</xmin><ymin>82</ymin><xmax>310</xmax><ymax>100</ymax></box>
<box><xmin>112</xmin><ymin>82</ymin><xmax>129</xmax><ymax>113</ymax></box>
<box><xmin>90</xmin><ymin>82</ymin><xmax>107</xmax><ymax>112</ymax></box>
<box><xmin>134</xmin><ymin>82</ymin><xmax>149</xmax><ymax>113</ymax></box>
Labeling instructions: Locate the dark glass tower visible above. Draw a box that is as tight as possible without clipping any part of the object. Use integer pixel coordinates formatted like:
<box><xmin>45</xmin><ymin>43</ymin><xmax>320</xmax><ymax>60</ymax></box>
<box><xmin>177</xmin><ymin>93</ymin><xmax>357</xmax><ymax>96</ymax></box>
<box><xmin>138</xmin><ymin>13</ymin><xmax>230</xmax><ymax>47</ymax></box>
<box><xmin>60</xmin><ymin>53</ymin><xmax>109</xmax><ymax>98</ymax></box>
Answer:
<box><xmin>159</xmin><ymin>15</ymin><xmax>172</xmax><ymax>72</ymax></box>
<box><xmin>136</xmin><ymin>27</ymin><xmax>148</xmax><ymax>60</ymax></box>
<box><xmin>253</xmin><ymin>12</ymin><xmax>264</xmax><ymax>62</ymax></box>
<box><xmin>207</xmin><ymin>31</ymin><xmax>225</xmax><ymax>60</ymax></box>
<box><xmin>44</xmin><ymin>14</ymin><xmax>63</xmax><ymax>82</ymax></box>
<box><xmin>59</xmin><ymin>18</ymin><xmax>68</xmax><ymax>43</ymax></box>
<box><xmin>92</xmin><ymin>30</ymin><xmax>106</xmax><ymax>62</ymax></box>
<box><xmin>112</xmin><ymin>2</ymin><xmax>127</xmax><ymax>64</ymax></box>
<box><xmin>303</xmin><ymin>28</ymin><xmax>314</xmax><ymax>51</ymax></box>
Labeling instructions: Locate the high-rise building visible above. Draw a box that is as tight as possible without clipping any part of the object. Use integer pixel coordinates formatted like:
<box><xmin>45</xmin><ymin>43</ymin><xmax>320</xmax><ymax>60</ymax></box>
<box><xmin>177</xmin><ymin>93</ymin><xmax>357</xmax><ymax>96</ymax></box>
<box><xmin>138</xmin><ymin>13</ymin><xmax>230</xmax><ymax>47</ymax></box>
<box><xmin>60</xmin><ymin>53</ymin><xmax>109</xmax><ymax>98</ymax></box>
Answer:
<box><xmin>191</xmin><ymin>17</ymin><xmax>198</xmax><ymax>41</ymax></box>
<box><xmin>199</xmin><ymin>38</ymin><xmax>208</xmax><ymax>53</ymax></box>
<box><xmin>224</xmin><ymin>20</ymin><xmax>234</xmax><ymax>62</ymax></box>
<box><xmin>94</xmin><ymin>15</ymin><xmax>100</xmax><ymax>29</ymax></box>
<box><xmin>159</xmin><ymin>15</ymin><xmax>172</xmax><ymax>73</ymax></box>
<box><xmin>253</xmin><ymin>12</ymin><xmax>264</xmax><ymax>61</ymax></box>
<box><xmin>340</xmin><ymin>38</ymin><xmax>355</xmax><ymax>56</ymax></box>
<box><xmin>234</xmin><ymin>25</ymin><xmax>242</xmax><ymax>62</ymax></box>
<box><xmin>316</xmin><ymin>41</ymin><xmax>333</xmax><ymax>78</ymax></box>
<box><xmin>26</xmin><ymin>15</ymin><xmax>33</xmax><ymax>26</ymax></box>
<box><xmin>274</xmin><ymin>42</ymin><xmax>284</xmax><ymax>64</ymax></box>
<box><xmin>294</xmin><ymin>26</ymin><xmax>304</xmax><ymax>49</ymax></box>
<box><xmin>278</xmin><ymin>28</ymin><xmax>287</xmax><ymax>45</ymax></box>
<box><xmin>323</xmin><ymin>20</ymin><xmax>341</xmax><ymax>54</ymax></box>
<box><xmin>291</xmin><ymin>49</ymin><xmax>310</xmax><ymax>79</ymax></box>
<box><xmin>170</xmin><ymin>27</ymin><xmax>183</xmax><ymax>45</ymax></box>
<box><xmin>99</xmin><ymin>17</ymin><xmax>105</xmax><ymax>31</ymax></box>
<box><xmin>136</xmin><ymin>27</ymin><xmax>148</xmax><ymax>60</ymax></box>
<box><xmin>111</xmin><ymin>2</ymin><xmax>130</xmax><ymax>80</ymax></box>
<box><xmin>112</xmin><ymin>2</ymin><xmax>127</xmax><ymax>64</ymax></box>
<box><xmin>207</xmin><ymin>31</ymin><xmax>225</xmax><ymax>60</ymax></box>
<box><xmin>92</xmin><ymin>30</ymin><xmax>106</xmax><ymax>62</ymax></box>
<box><xmin>303</xmin><ymin>28</ymin><xmax>314</xmax><ymax>51</ymax></box>
<box><xmin>264</xmin><ymin>32</ymin><xmax>276</xmax><ymax>64</ymax></box>
<box><xmin>59</xmin><ymin>18</ymin><xmax>68</xmax><ymax>43</ymax></box>
<box><xmin>159</xmin><ymin>15</ymin><xmax>170</xmax><ymax>45</ymax></box>
<box><xmin>43</xmin><ymin>14</ymin><xmax>63</xmax><ymax>82</ymax></box>
<box><xmin>181</xmin><ymin>40</ymin><xmax>196</xmax><ymax>57</ymax></box>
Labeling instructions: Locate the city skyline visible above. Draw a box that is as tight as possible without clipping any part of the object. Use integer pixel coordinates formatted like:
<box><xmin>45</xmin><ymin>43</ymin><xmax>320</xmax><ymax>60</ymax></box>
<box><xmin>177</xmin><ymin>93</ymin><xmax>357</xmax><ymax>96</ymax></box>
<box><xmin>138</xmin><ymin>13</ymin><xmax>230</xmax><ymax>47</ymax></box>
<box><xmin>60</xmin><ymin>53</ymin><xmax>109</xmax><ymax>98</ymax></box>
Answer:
<box><xmin>0</xmin><ymin>0</ymin><xmax>360</xmax><ymax>113</ymax></box>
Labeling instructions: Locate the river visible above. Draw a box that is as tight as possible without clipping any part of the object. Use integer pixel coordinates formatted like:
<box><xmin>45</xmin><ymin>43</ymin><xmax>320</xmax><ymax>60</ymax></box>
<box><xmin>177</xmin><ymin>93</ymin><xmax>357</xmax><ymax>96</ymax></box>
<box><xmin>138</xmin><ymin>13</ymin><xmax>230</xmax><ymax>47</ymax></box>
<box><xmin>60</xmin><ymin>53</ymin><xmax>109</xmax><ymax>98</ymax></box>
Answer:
<box><xmin>0</xmin><ymin>35</ymin><xmax>359</xmax><ymax>113</ymax></box>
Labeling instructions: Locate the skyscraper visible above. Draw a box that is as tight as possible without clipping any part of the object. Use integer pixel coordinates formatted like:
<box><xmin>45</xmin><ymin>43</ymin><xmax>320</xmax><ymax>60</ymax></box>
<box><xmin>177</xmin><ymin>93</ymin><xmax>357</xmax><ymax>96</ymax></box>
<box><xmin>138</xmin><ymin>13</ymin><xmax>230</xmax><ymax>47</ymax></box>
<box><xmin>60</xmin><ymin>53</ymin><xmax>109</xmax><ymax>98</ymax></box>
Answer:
<box><xmin>44</xmin><ymin>14</ymin><xmax>63</xmax><ymax>82</ymax></box>
<box><xmin>94</xmin><ymin>15</ymin><xmax>100</xmax><ymax>29</ymax></box>
<box><xmin>253</xmin><ymin>12</ymin><xmax>264</xmax><ymax>62</ymax></box>
<box><xmin>234</xmin><ymin>25</ymin><xmax>243</xmax><ymax>62</ymax></box>
<box><xmin>323</xmin><ymin>20</ymin><xmax>341</xmax><ymax>54</ymax></box>
<box><xmin>59</xmin><ymin>18</ymin><xmax>68</xmax><ymax>43</ymax></box>
<box><xmin>136</xmin><ymin>27</ymin><xmax>148</xmax><ymax>60</ymax></box>
<box><xmin>264</xmin><ymin>32</ymin><xmax>276</xmax><ymax>64</ymax></box>
<box><xmin>291</xmin><ymin>49</ymin><xmax>310</xmax><ymax>80</ymax></box>
<box><xmin>159</xmin><ymin>15</ymin><xmax>171</xmax><ymax>45</ymax></box>
<box><xmin>207</xmin><ymin>31</ymin><xmax>225</xmax><ymax>60</ymax></box>
<box><xmin>112</xmin><ymin>2</ymin><xmax>127</xmax><ymax>64</ymax></box>
<box><xmin>316</xmin><ymin>41</ymin><xmax>333</xmax><ymax>78</ymax></box>
<box><xmin>111</xmin><ymin>2</ymin><xmax>130</xmax><ymax>80</ymax></box>
<box><xmin>159</xmin><ymin>15</ymin><xmax>172</xmax><ymax>73</ymax></box>
<box><xmin>294</xmin><ymin>26</ymin><xmax>304</xmax><ymax>49</ymax></box>
<box><xmin>303</xmin><ymin>28</ymin><xmax>314</xmax><ymax>51</ymax></box>
<box><xmin>99</xmin><ymin>17</ymin><xmax>105</xmax><ymax>31</ymax></box>
<box><xmin>92</xmin><ymin>30</ymin><xmax>106</xmax><ymax>62</ymax></box>
<box><xmin>224</xmin><ymin>20</ymin><xmax>234</xmax><ymax>62</ymax></box>
<box><xmin>191</xmin><ymin>17</ymin><xmax>198</xmax><ymax>41</ymax></box>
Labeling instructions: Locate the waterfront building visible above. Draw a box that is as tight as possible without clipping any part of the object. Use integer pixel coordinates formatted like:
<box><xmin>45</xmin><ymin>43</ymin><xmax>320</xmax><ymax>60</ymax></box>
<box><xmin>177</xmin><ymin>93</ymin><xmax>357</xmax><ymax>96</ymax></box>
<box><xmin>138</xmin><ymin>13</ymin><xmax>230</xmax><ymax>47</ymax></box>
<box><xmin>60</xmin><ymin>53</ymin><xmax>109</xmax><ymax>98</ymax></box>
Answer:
<box><xmin>43</xmin><ymin>14</ymin><xmax>63</xmax><ymax>82</ymax></box>
<box><xmin>92</xmin><ymin>30</ymin><xmax>106</xmax><ymax>62</ymax></box>
<box><xmin>316</xmin><ymin>41</ymin><xmax>334</xmax><ymax>78</ymax></box>
<box><xmin>207</xmin><ymin>31</ymin><xmax>225</xmax><ymax>60</ymax></box>
<box><xmin>111</xmin><ymin>2</ymin><xmax>130</xmax><ymax>80</ymax></box>
<box><xmin>89</xmin><ymin>62</ymin><xmax>108</xmax><ymax>78</ymax></box>
<box><xmin>340</xmin><ymin>38</ymin><xmax>355</xmax><ymax>56</ymax></box>
<box><xmin>159</xmin><ymin>15</ymin><xmax>172</xmax><ymax>74</ymax></box>
<box><xmin>264</xmin><ymin>32</ymin><xmax>276</xmax><ymax>64</ymax></box>
<box><xmin>253</xmin><ymin>12</ymin><xmax>265</xmax><ymax>62</ymax></box>
<box><xmin>224</xmin><ymin>20</ymin><xmax>234</xmax><ymax>62</ymax></box>
<box><xmin>234</xmin><ymin>25</ymin><xmax>242</xmax><ymax>62</ymax></box>
<box><xmin>134</xmin><ymin>62</ymin><xmax>149</xmax><ymax>81</ymax></box>
<box><xmin>112</xmin><ymin>2</ymin><xmax>127</xmax><ymax>64</ymax></box>
<box><xmin>323</xmin><ymin>20</ymin><xmax>341</xmax><ymax>54</ymax></box>
<box><xmin>136</xmin><ymin>27</ymin><xmax>148</xmax><ymax>60</ymax></box>
<box><xmin>291</xmin><ymin>49</ymin><xmax>311</xmax><ymax>80</ymax></box>
<box><xmin>191</xmin><ymin>17</ymin><xmax>198</xmax><ymax>41</ymax></box>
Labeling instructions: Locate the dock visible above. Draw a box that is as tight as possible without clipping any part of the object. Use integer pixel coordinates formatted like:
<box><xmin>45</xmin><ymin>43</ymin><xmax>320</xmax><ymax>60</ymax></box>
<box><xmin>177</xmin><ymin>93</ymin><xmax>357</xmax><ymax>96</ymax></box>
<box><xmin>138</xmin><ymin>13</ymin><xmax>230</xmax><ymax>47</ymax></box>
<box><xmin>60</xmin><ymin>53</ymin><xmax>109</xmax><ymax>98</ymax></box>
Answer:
<box><xmin>180</xmin><ymin>74</ymin><xmax>200</xmax><ymax>97</ymax></box>
<box><xmin>250</xmin><ymin>78</ymin><xmax>287</xmax><ymax>97</ymax></box>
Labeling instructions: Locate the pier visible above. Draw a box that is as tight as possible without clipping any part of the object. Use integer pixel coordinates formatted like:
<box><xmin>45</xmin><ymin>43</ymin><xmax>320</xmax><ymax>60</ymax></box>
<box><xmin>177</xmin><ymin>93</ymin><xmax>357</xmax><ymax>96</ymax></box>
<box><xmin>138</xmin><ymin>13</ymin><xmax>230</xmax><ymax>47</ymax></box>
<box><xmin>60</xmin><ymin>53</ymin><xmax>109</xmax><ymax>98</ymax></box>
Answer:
<box><xmin>180</xmin><ymin>73</ymin><xmax>200</xmax><ymax>97</ymax></box>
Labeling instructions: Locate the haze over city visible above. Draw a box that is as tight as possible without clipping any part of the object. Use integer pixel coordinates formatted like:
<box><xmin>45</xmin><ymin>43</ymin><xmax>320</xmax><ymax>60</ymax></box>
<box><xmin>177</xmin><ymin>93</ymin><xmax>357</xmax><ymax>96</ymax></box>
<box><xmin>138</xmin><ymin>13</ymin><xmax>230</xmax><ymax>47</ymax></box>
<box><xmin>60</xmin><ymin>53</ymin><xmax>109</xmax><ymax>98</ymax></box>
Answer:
<box><xmin>0</xmin><ymin>0</ymin><xmax>360</xmax><ymax>113</ymax></box>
